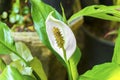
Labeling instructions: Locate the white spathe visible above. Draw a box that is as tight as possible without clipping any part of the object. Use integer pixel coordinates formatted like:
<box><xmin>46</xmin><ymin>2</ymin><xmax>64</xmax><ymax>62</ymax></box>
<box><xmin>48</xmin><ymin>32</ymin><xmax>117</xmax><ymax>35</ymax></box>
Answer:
<box><xmin>45</xmin><ymin>12</ymin><xmax>76</xmax><ymax>61</ymax></box>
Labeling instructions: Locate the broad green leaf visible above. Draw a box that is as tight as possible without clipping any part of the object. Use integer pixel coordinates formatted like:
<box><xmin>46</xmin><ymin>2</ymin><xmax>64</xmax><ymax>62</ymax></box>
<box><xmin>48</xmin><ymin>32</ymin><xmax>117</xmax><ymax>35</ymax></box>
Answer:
<box><xmin>10</xmin><ymin>42</ymin><xmax>33</xmax><ymax>62</ymax></box>
<box><xmin>0</xmin><ymin>21</ymin><xmax>16</xmax><ymax>54</ymax></box>
<box><xmin>0</xmin><ymin>65</ymin><xmax>24</xmax><ymax>80</ymax></box>
<box><xmin>112</xmin><ymin>29</ymin><xmax>120</xmax><ymax>64</ymax></box>
<box><xmin>10</xmin><ymin>60</ymin><xmax>32</xmax><ymax>75</ymax></box>
<box><xmin>0</xmin><ymin>22</ymin><xmax>27</xmax><ymax>66</ymax></box>
<box><xmin>30</xmin><ymin>0</ymin><xmax>63</xmax><ymax>48</ymax></box>
<box><xmin>78</xmin><ymin>63</ymin><xmax>120</xmax><ymax>80</ymax></box>
<box><xmin>30</xmin><ymin>57</ymin><xmax>47</xmax><ymax>80</ymax></box>
<box><xmin>30</xmin><ymin>0</ymin><xmax>65</xmax><ymax>66</ymax></box>
<box><xmin>68</xmin><ymin>5</ymin><xmax>120</xmax><ymax>23</ymax></box>
<box><xmin>69</xmin><ymin>47</ymin><xmax>81</xmax><ymax>80</ymax></box>
<box><xmin>0</xmin><ymin>59</ymin><xmax>6</xmax><ymax>72</ymax></box>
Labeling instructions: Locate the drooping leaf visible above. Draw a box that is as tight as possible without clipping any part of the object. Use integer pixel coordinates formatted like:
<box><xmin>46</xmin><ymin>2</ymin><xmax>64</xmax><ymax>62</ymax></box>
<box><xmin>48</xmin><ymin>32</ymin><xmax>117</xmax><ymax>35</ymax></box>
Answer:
<box><xmin>68</xmin><ymin>5</ymin><xmax>120</xmax><ymax>23</ymax></box>
<box><xmin>30</xmin><ymin>57</ymin><xmax>47</xmax><ymax>80</ymax></box>
<box><xmin>10</xmin><ymin>42</ymin><xmax>33</xmax><ymax>62</ymax></box>
<box><xmin>69</xmin><ymin>47</ymin><xmax>81</xmax><ymax>80</ymax></box>
<box><xmin>0</xmin><ymin>22</ymin><xmax>28</xmax><ymax>66</ymax></box>
<box><xmin>0</xmin><ymin>65</ymin><xmax>24</xmax><ymax>80</ymax></box>
<box><xmin>78</xmin><ymin>63</ymin><xmax>120</xmax><ymax>80</ymax></box>
<box><xmin>112</xmin><ymin>29</ymin><xmax>120</xmax><ymax>64</ymax></box>
<box><xmin>0</xmin><ymin>21</ymin><xmax>16</xmax><ymax>54</ymax></box>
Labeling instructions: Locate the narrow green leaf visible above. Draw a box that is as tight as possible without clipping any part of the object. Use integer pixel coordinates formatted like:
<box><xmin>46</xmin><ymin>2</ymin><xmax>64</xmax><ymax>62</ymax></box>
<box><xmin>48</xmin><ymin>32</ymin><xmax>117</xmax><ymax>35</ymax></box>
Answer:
<box><xmin>78</xmin><ymin>63</ymin><xmax>120</xmax><ymax>80</ymax></box>
<box><xmin>30</xmin><ymin>57</ymin><xmax>47</xmax><ymax>80</ymax></box>
<box><xmin>69</xmin><ymin>47</ymin><xmax>81</xmax><ymax>80</ymax></box>
<box><xmin>0</xmin><ymin>65</ymin><xmax>24</xmax><ymax>80</ymax></box>
<box><xmin>0</xmin><ymin>22</ymin><xmax>28</xmax><ymax>66</ymax></box>
<box><xmin>68</xmin><ymin>5</ymin><xmax>120</xmax><ymax>23</ymax></box>
<box><xmin>0</xmin><ymin>21</ymin><xmax>16</xmax><ymax>54</ymax></box>
<box><xmin>0</xmin><ymin>58</ymin><xmax>6</xmax><ymax>72</ymax></box>
<box><xmin>112</xmin><ymin>29</ymin><xmax>120</xmax><ymax>64</ymax></box>
<box><xmin>60</xmin><ymin>3</ymin><xmax>67</xmax><ymax>23</ymax></box>
<box><xmin>10</xmin><ymin>42</ymin><xmax>33</xmax><ymax>62</ymax></box>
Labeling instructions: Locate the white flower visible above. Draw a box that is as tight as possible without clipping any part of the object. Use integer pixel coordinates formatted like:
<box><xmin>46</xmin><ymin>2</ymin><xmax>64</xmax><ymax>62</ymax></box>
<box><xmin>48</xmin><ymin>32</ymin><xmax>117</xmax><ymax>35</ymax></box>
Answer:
<box><xmin>46</xmin><ymin>12</ymin><xmax>76</xmax><ymax>61</ymax></box>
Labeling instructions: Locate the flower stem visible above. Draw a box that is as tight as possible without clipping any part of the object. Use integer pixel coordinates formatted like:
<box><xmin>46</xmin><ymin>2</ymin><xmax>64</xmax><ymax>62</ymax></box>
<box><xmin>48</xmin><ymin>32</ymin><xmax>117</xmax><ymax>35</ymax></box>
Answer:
<box><xmin>62</xmin><ymin>47</ymin><xmax>73</xmax><ymax>80</ymax></box>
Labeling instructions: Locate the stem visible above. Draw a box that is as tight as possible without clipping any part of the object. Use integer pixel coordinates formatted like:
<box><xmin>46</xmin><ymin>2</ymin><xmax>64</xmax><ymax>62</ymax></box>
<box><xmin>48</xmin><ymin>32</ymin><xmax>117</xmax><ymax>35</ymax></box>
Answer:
<box><xmin>62</xmin><ymin>47</ymin><xmax>73</xmax><ymax>80</ymax></box>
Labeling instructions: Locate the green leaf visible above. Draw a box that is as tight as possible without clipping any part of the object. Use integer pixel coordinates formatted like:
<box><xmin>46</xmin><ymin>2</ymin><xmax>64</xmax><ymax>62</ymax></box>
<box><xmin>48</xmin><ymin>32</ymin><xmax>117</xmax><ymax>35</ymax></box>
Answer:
<box><xmin>30</xmin><ymin>57</ymin><xmax>47</xmax><ymax>80</ymax></box>
<box><xmin>30</xmin><ymin>0</ymin><xmax>65</xmax><ymax>66</ymax></box>
<box><xmin>60</xmin><ymin>3</ymin><xmax>67</xmax><ymax>23</ymax></box>
<box><xmin>69</xmin><ymin>47</ymin><xmax>81</xmax><ymax>80</ymax></box>
<box><xmin>68</xmin><ymin>5</ymin><xmax>120</xmax><ymax>23</ymax></box>
<box><xmin>0</xmin><ymin>58</ymin><xmax>6</xmax><ymax>72</ymax></box>
<box><xmin>23</xmin><ymin>75</ymin><xmax>36</xmax><ymax>80</ymax></box>
<box><xmin>0</xmin><ymin>21</ymin><xmax>16</xmax><ymax>54</ymax></box>
<box><xmin>30</xmin><ymin>0</ymin><xmax>63</xmax><ymax>48</ymax></box>
<box><xmin>78</xmin><ymin>63</ymin><xmax>120</xmax><ymax>80</ymax></box>
<box><xmin>10</xmin><ymin>42</ymin><xmax>33</xmax><ymax>62</ymax></box>
<box><xmin>0</xmin><ymin>65</ymin><xmax>24</xmax><ymax>80</ymax></box>
<box><xmin>0</xmin><ymin>22</ymin><xmax>27</xmax><ymax>66</ymax></box>
<box><xmin>112</xmin><ymin>29</ymin><xmax>120</xmax><ymax>64</ymax></box>
<box><xmin>10</xmin><ymin>60</ymin><xmax>32</xmax><ymax>75</ymax></box>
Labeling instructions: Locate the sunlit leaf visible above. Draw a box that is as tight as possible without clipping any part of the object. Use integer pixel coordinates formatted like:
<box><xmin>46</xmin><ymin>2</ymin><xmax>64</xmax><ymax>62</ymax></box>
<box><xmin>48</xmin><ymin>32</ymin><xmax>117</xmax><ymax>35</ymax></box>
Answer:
<box><xmin>10</xmin><ymin>60</ymin><xmax>32</xmax><ymax>75</ymax></box>
<box><xmin>78</xmin><ymin>63</ymin><xmax>120</xmax><ymax>80</ymax></box>
<box><xmin>0</xmin><ymin>65</ymin><xmax>24</xmax><ymax>80</ymax></box>
<box><xmin>0</xmin><ymin>21</ymin><xmax>16</xmax><ymax>54</ymax></box>
<box><xmin>68</xmin><ymin>5</ymin><xmax>120</xmax><ymax>23</ymax></box>
<box><xmin>10</xmin><ymin>42</ymin><xmax>33</xmax><ymax>62</ymax></box>
<box><xmin>112</xmin><ymin>29</ymin><xmax>120</xmax><ymax>64</ymax></box>
<box><xmin>0</xmin><ymin>22</ymin><xmax>28</xmax><ymax>66</ymax></box>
